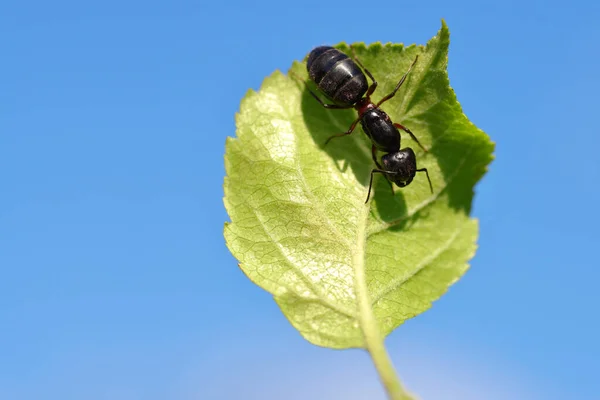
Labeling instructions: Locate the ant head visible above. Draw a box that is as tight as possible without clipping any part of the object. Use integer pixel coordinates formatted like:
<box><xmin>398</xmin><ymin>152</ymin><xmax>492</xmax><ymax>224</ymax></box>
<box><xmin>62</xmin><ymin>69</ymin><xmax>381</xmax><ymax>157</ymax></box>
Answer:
<box><xmin>381</xmin><ymin>148</ymin><xmax>417</xmax><ymax>187</ymax></box>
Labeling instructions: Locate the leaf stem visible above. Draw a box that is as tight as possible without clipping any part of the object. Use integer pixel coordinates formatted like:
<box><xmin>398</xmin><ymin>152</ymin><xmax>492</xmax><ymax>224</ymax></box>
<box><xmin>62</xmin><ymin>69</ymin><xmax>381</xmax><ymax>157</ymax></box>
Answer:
<box><xmin>355</xmin><ymin>207</ymin><xmax>413</xmax><ymax>400</ymax></box>
<box><xmin>363</xmin><ymin>326</ymin><xmax>413</xmax><ymax>400</ymax></box>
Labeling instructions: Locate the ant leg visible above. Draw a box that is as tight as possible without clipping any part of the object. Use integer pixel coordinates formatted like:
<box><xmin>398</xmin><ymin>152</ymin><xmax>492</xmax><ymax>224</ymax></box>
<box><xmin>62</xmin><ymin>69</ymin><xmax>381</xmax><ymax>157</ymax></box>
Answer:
<box><xmin>416</xmin><ymin>168</ymin><xmax>433</xmax><ymax>193</ymax></box>
<box><xmin>288</xmin><ymin>70</ymin><xmax>353</xmax><ymax>110</ymax></box>
<box><xmin>308</xmin><ymin>90</ymin><xmax>353</xmax><ymax>109</ymax></box>
<box><xmin>324</xmin><ymin>116</ymin><xmax>361</xmax><ymax>145</ymax></box>
<box><xmin>393</xmin><ymin>123</ymin><xmax>428</xmax><ymax>153</ymax></box>
<box><xmin>351</xmin><ymin>46</ymin><xmax>377</xmax><ymax>97</ymax></box>
<box><xmin>371</xmin><ymin>145</ymin><xmax>382</xmax><ymax>168</ymax></box>
<box><xmin>376</xmin><ymin>55</ymin><xmax>419</xmax><ymax>107</ymax></box>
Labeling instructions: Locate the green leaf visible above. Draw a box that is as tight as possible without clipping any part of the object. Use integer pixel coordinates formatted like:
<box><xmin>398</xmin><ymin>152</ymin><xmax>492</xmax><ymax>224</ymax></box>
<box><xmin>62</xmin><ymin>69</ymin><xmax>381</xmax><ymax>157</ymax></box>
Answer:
<box><xmin>223</xmin><ymin>21</ymin><xmax>494</xmax><ymax>350</ymax></box>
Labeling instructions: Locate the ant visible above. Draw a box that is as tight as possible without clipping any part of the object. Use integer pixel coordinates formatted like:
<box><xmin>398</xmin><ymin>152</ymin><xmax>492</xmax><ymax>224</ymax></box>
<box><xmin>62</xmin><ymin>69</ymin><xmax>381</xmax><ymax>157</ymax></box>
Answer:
<box><xmin>304</xmin><ymin>46</ymin><xmax>433</xmax><ymax>202</ymax></box>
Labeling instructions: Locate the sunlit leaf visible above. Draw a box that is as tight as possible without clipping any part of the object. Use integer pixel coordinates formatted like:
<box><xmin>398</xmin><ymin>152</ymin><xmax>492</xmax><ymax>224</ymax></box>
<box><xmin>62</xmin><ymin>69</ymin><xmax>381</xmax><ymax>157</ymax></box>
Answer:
<box><xmin>224</xmin><ymin>21</ymin><xmax>494</xmax><ymax>349</ymax></box>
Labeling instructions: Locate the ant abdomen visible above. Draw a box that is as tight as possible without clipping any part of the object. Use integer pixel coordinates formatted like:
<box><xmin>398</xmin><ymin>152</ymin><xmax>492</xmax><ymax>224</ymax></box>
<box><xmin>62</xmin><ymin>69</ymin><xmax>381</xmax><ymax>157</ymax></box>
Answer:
<box><xmin>307</xmin><ymin>46</ymin><xmax>368</xmax><ymax>107</ymax></box>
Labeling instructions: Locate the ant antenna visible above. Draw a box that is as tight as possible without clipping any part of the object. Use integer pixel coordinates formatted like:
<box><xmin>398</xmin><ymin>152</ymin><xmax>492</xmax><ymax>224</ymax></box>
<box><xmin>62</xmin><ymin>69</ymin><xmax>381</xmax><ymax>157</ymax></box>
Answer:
<box><xmin>366</xmin><ymin>169</ymin><xmax>388</xmax><ymax>203</ymax></box>
<box><xmin>416</xmin><ymin>168</ymin><xmax>433</xmax><ymax>194</ymax></box>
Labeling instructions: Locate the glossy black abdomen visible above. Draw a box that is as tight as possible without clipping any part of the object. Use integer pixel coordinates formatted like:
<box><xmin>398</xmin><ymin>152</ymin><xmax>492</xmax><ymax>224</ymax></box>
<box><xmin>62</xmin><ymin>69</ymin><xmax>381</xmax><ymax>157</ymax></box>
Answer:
<box><xmin>360</xmin><ymin>109</ymin><xmax>401</xmax><ymax>153</ymax></box>
<box><xmin>307</xmin><ymin>46</ymin><xmax>368</xmax><ymax>107</ymax></box>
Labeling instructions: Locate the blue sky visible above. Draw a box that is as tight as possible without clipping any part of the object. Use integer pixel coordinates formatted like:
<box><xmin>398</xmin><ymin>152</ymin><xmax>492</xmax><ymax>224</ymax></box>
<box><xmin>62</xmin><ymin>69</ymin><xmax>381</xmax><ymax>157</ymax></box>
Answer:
<box><xmin>1</xmin><ymin>1</ymin><xmax>599</xmax><ymax>399</ymax></box>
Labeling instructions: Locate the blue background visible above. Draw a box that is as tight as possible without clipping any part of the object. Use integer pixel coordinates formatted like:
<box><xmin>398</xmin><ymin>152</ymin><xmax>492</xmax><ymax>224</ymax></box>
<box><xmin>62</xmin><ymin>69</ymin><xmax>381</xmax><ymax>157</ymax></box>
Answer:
<box><xmin>1</xmin><ymin>1</ymin><xmax>599</xmax><ymax>399</ymax></box>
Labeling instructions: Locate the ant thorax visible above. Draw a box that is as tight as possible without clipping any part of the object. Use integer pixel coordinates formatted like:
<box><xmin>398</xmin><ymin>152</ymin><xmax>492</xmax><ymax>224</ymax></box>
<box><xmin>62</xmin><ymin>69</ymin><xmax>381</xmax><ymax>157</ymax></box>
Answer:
<box><xmin>355</xmin><ymin>97</ymin><xmax>376</xmax><ymax>114</ymax></box>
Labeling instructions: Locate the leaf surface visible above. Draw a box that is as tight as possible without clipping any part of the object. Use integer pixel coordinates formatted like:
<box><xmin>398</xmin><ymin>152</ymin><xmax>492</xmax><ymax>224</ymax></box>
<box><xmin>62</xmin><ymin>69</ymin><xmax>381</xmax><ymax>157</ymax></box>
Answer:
<box><xmin>224</xmin><ymin>22</ymin><xmax>494</xmax><ymax>349</ymax></box>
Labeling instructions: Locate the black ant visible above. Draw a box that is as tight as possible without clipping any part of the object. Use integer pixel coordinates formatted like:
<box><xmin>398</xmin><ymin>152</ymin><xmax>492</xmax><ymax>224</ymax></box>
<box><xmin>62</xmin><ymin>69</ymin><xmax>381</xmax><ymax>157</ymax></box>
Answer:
<box><xmin>304</xmin><ymin>46</ymin><xmax>433</xmax><ymax>202</ymax></box>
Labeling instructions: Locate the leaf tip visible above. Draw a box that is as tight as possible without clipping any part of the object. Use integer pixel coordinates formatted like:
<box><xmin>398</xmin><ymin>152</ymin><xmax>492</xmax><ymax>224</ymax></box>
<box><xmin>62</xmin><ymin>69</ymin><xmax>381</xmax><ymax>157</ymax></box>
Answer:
<box><xmin>436</xmin><ymin>19</ymin><xmax>451</xmax><ymax>45</ymax></box>
<box><xmin>441</xmin><ymin>18</ymin><xmax>449</xmax><ymax>30</ymax></box>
